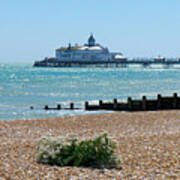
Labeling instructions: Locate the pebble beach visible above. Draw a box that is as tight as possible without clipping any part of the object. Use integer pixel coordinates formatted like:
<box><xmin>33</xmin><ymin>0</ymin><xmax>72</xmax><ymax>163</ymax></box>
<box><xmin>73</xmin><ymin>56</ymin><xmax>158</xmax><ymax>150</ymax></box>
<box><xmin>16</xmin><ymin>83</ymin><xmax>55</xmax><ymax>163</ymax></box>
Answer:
<box><xmin>1</xmin><ymin>110</ymin><xmax>180</xmax><ymax>179</ymax></box>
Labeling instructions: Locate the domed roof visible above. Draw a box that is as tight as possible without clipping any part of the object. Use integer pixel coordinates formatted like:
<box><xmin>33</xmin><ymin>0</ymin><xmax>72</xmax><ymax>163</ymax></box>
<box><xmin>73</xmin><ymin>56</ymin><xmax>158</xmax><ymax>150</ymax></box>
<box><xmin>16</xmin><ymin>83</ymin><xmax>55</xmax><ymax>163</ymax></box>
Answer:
<box><xmin>88</xmin><ymin>34</ymin><xmax>96</xmax><ymax>46</ymax></box>
<box><xmin>88</xmin><ymin>34</ymin><xmax>95</xmax><ymax>42</ymax></box>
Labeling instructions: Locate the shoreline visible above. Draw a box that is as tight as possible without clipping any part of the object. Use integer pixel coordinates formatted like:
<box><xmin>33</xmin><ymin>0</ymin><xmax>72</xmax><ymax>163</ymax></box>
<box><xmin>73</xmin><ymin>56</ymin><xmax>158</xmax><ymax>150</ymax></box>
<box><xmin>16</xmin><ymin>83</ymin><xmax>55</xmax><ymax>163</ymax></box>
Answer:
<box><xmin>1</xmin><ymin>110</ymin><xmax>180</xmax><ymax>179</ymax></box>
<box><xmin>0</xmin><ymin>110</ymin><xmax>114</xmax><ymax>122</ymax></box>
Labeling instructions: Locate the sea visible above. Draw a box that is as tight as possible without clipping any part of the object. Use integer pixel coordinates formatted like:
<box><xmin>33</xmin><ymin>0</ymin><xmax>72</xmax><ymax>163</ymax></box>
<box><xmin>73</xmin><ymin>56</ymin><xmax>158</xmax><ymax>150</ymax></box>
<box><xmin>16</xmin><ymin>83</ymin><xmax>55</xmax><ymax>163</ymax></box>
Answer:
<box><xmin>1</xmin><ymin>63</ymin><xmax>180</xmax><ymax>121</ymax></box>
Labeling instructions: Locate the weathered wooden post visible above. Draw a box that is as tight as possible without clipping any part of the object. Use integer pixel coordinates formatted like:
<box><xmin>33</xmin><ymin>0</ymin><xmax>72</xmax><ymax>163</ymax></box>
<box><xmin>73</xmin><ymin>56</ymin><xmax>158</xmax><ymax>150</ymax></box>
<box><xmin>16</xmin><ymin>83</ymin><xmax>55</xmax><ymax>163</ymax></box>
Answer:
<box><xmin>127</xmin><ymin>97</ymin><xmax>133</xmax><ymax>111</ymax></box>
<box><xmin>142</xmin><ymin>96</ymin><xmax>147</xmax><ymax>110</ymax></box>
<box><xmin>99</xmin><ymin>100</ymin><xmax>103</xmax><ymax>109</ymax></box>
<box><xmin>57</xmin><ymin>104</ymin><xmax>61</xmax><ymax>110</ymax></box>
<box><xmin>44</xmin><ymin>105</ymin><xmax>48</xmax><ymax>110</ymax></box>
<box><xmin>85</xmin><ymin>101</ymin><xmax>89</xmax><ymax>110</ymax></box>
<box><xmin>173</xmin><ymin>93</ymin><xmax>178</xmax><ymax>109</ymax></box>
<box><xmin>113</xmin><ymin>98</ymin><xmax>118</xmax><ymax>110</ymax></box>
<box><xmin>157</xmin><ymin>94</ymin><xmax>162</xmax><ymax>110</ymax></box>
<box><xmin>70</xmin><ymin>103</ymin><xmax>74</xmax><ymax>110</ymax></box>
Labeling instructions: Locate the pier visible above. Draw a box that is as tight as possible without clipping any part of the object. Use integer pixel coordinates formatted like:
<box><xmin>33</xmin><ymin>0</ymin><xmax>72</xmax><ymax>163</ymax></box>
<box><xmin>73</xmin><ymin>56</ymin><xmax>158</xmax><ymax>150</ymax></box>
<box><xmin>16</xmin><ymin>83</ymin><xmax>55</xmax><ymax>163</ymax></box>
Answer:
<box><xmin>41</xmin><ymin>93</ymin><xmax>180</xmax><ymax>112</ymax></box>
<box><xmin>34</xmin><ymin>58</ymin><xmax>180</xmax><ymax>68</ymax></box>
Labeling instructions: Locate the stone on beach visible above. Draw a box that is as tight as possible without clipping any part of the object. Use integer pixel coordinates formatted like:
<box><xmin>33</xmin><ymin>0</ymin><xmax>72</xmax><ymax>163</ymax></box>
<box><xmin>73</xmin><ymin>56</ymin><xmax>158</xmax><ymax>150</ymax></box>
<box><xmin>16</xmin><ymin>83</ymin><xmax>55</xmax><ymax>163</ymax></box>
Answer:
<box><xmin>0</xmin><ymin>111</ymin><xmax>180</xmax><ymax>179</ymax></box>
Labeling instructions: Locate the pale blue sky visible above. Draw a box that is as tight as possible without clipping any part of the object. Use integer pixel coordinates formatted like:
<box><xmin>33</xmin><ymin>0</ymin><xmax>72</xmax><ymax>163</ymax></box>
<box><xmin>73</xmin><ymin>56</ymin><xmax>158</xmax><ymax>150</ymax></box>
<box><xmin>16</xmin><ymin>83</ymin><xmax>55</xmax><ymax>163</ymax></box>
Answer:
<box><xmin>0</xmin><ymin>0</ymin><xmax>180</xmax><ymax>63</ymax></box>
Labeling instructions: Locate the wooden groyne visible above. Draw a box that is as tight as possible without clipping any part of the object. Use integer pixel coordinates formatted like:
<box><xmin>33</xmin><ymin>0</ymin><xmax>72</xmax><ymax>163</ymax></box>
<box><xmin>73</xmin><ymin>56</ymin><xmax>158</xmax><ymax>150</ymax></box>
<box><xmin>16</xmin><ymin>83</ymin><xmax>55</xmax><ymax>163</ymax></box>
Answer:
<box><xmin>85</xmin><ymin>93</ymin><xmax>180</xmax><ymax>111</ymax></box>
<box><xmin>41</xmin><ymin>93</ymin><xmax>180</xmax><ymax>112</ymax></box>
<box><xmin>44</xmin><ymin>103</ymin><xmax>81</xmax><ymax>111</ymax></box>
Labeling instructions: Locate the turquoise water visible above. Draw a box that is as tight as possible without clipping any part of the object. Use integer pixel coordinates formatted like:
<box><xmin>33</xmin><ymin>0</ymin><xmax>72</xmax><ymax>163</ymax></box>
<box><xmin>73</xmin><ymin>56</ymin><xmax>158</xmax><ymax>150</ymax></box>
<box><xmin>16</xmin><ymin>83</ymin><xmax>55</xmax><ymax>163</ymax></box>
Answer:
<box><xmin>1</xmin><ymin>63</ymin><xmax>180</xmax><ymax>120</ymax></box>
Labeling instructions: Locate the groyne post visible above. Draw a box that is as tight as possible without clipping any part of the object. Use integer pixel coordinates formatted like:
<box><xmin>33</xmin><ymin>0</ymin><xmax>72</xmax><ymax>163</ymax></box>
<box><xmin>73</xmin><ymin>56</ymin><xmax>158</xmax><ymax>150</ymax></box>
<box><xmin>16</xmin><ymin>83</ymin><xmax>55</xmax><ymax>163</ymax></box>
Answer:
<box><xmin>57</xmin><ymin>104</ymin><xmax>61</xmax><ymax>110</ymax></box>
<box><xmin>44</xmin><ymin>105</ymin><xmax>48</xmax><ymax>110</ymax></box>
<box><xmin>113</xmin><ymin>98</ymin><xmax>118</xmax><ymax>110</ymax></box>
<box><xmin>85</xmin><ymin>101</ymin><xmax>89</xmax><ymax>110</ymax></box>
<box><xmin>128</xmin><ymin>97</ymin><xmax>133</xmax><ymax>111</ymax></box>
<box><xmin>157</xmin><ymin>94</ymin><xmax>162</xmax><ymax>109</ymax></box>
<box><xmin>173</xmin><ymin>93</ymin><xmax>178</xmax><ymax>109</ymax></box>
<box><xmin>70</xmin><ymin>103</ymin><xmax>74</xmax><ymax>110</ymax></box>
<box><xmin>99</xmin><ymin>100</ymin><xmax>103</xmax><ymax>109</ymax></box>
<box><xmin>142</xmin><ymin>96</ymin><xmax>147</xmax><ymax>110</ymax></box>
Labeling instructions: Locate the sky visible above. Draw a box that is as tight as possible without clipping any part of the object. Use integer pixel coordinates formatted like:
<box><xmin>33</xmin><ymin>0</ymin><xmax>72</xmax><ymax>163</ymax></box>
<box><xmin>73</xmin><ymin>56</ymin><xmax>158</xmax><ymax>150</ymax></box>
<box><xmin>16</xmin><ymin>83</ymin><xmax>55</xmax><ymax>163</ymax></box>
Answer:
<box><xmin>0</xmin><ymin>0</ymin><xmax>180</xmax><ymax>63</ymax></box>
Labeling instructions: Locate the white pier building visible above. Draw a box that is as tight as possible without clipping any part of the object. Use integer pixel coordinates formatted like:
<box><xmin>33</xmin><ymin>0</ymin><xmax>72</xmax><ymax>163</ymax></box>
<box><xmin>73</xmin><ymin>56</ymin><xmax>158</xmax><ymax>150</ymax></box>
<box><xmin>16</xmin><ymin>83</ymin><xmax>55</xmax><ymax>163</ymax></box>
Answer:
<box><xmin>55</xmin><ymin>34</ymin><xmax>125</xmax><ymax>62</ymax></box>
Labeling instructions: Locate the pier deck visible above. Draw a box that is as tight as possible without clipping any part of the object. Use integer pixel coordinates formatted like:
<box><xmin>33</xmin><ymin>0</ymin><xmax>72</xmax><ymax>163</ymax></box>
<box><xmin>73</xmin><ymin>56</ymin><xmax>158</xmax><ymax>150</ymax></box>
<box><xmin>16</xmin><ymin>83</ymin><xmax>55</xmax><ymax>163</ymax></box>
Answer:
<box><xmin>34</xmin><ymin>59</ymin><xmax>180</xmax><ymax>68</ymax></box>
